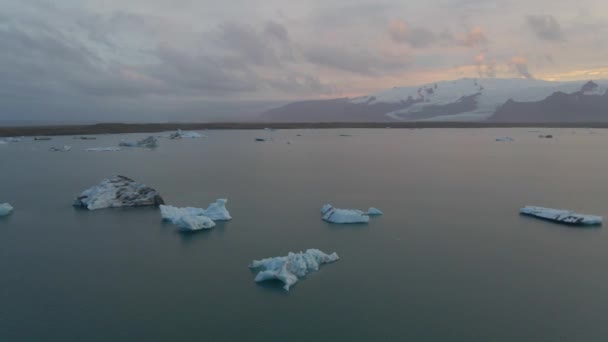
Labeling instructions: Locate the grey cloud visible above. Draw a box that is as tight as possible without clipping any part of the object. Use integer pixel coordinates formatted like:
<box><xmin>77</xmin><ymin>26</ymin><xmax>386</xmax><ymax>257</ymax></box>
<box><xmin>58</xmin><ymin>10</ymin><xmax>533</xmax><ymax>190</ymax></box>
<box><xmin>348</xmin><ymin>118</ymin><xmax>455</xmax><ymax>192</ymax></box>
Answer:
<box><xmin>526</xmin><ymin>15</ymin><xmax>564</xmax><ymax>41</ymax></box>
<box><xmin>303</xmin><ymin>43</ymin><xmax>409</xmax><ymax>75</ymax></box>
<box><xmin>510</xmin><ymin>56</ymin><xmax>534</xmax><ymax>79</ymax></box>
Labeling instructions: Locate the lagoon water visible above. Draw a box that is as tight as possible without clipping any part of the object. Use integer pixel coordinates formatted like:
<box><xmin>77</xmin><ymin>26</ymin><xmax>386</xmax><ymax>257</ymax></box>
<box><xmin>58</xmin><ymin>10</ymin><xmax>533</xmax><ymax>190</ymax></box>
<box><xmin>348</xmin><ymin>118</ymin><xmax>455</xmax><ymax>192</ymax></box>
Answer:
<box><xmin>2</xmin><ymin>128</ymin><xmax>608</xmax><ymax>341</ymax></box>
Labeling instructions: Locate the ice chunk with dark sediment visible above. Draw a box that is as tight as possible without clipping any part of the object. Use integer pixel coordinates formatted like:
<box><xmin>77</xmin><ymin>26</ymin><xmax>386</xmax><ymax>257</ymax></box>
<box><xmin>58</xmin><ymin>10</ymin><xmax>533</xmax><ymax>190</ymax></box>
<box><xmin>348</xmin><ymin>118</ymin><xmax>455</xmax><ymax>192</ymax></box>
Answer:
<box><xmin>495</xmin><ymin>137</ymin><xmax>514</xmax><ymax>141</ymax></box>
<box><xmin>520</xmin><ymin>206</ymin><xmax>602</xmax><ymax>226</ymax></box>
<box><xmin>249</xmin><ymin>249</ymin><xmax>339</xmax><ymax>291</ymax></box>
<box><xmin>73</xmin><ymin>175</ymin><xmax>164</xmax><ymax>210</ymax></box>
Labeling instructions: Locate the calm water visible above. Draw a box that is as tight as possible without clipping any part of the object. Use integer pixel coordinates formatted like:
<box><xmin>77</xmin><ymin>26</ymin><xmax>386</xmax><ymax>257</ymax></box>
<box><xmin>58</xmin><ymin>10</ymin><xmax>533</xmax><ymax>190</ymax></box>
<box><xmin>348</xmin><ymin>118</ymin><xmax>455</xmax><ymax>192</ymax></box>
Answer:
<box><xmin>2</xmin><ymin>128</ymin><xmax>608</xmax><ymax>341</ymax></box>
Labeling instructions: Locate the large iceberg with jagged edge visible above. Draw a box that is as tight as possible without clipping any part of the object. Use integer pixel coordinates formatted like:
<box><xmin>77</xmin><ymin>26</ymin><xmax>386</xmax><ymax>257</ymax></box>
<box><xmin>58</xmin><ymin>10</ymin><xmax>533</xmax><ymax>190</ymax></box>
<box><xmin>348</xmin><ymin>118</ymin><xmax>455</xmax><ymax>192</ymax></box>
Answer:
<box><xmin>0</xmin><ymin>203</ymin><xmax>13</xmax><ymax>216</ymax></box>
<box><xmin>520</xmin><ymin>206</ymin><xmax>602</xmax><ymax>226</ymax></box>
<box><xmin>321</xmin><ymin>204</ymin><xmax>370</xmax><ymax>223</ymax></box>
<box><xmin>249</xmin><ymin>249</ymin><xmax>339</xmax><ymax>291</ymax></box>
<box><xmin>159</xmin><ymin>199</ymin><xmax>232</xmax><ymax>231</ymax></box>
<box><xmin>74</xmin><ymin>175</ymin><xmax>164</xmax><ymax>210</ymax></box>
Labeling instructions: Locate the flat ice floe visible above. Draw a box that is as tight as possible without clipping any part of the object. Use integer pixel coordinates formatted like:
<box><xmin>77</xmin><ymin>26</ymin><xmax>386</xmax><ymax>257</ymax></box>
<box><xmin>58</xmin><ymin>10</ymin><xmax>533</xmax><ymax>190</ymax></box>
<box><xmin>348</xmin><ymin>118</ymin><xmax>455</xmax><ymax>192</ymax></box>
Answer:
<box><xmin>0</xmin><ymin>203</ymin><xmax>13</xmax><ymax>216</ymax></box>
<box><xmin>520</xmin><ymin>206</ymin><xmax>602</xmax><ymax>226</ymax></box>
<box><xmin>321</xmin><ymin>204</ymin><xmax>371</xmax><ymax>223</ymax></box>
<box><xmin>85</xmin><ymin>147</ymin><xmax>122</xmax><ymax>152</ymax></box>
<box><xmin>119</xmin><ymin>136</ymin><xmax>158</xmax><ymax>148</ymax></box>
<box><xmin>159</xmin><ymin>199</ymin><xmax>232</xmax><ymax>231</ymax></box>
<box><xmin>49</xmin><ymin>145</ymin><xmax>72</xmax><ymax>152</ymax></box>
<box><xmin>74</xmin><ymin>175</ymin><xmax>165</xmax><ymax>210</ymax></box>
<box><xmin>495</xmin><ymin>137</ymin><xmax>514</xmax><ymax>142</ymax></box>
<box><xmin>249</xmin><ymin>249</ymin><xmax>339</xmax><ymax>291</ymax></box>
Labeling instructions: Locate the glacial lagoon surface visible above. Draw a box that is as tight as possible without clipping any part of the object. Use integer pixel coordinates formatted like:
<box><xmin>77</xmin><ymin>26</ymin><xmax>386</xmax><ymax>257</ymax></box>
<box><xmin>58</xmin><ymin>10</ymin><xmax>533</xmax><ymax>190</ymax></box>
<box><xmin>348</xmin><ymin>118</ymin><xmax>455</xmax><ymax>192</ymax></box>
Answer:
<box><xmin>2</xmin><ymin>128</ymin><xmax>608</xmax><ymax>341</ymax></box>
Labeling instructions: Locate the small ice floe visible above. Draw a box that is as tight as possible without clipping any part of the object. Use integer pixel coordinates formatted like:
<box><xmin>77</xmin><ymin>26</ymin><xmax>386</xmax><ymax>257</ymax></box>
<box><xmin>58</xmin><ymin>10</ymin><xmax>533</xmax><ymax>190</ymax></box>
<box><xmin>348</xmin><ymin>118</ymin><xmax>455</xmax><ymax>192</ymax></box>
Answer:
<box><xmin>168</xmin><ymin>129</ymin><xmax>204</xmax><ymax>139</ymax></box>
<box><xmin>520</xmin><ymin>206</ymin><xmax>602</xmax><ymax>226</ymax></box>
<box><xmin>34</xmin><ymin>137</ymin><xmax>52</xmax><ymax>141</ymax></box>
<box><xmin>538</xmin><ymin>135</ymin><xmax>553</xmax><ymax>138</ymax></box>
<box><xmin>321</xmin><ymin>204</ymin><xmax>372</xmax><ymax>224</ymax></box>
<box><xmin>339</xmin><ymin>134</ymin><xmax>352</xmax><ymax>137</ymax></box>
<box><xmin>495</xmin><ymin>137</ymin><xmax>514</xmax><ymax>142</ymax></box>
<box><xmin>74</xmin><ymin>136</ymin><xmax>97</xmax><ymax>140</ymax></box>
<box><xmin>159</xmin><ymin>199</ymin><xmax>231</xmax><ymax>231</ymax></box>
<box><xmin>255</xmin><ymin>138</ymin><xmax>272</xmax><ymax>142</ymax></box>
<box><xmin>0</xmin><ymin>203</ymin><xmax>13</xmax><ymax>216</ymax></box>
<box><xmin>3</xmin><ymin>137</ymin><xmax>21</xmax><ymax>143</ymax></box>
<box><xmin>49</xmin><ymin>145</ymin><xmax>72</xmax><ymax>152</ymax></box>
<box><xmin>264</xmin><ymin>128</ymin><xmax>277</xmax><ymax>132</ymax></box>
<box><xmin>74</xmin><ymin>175</ymin><xmax>164</xmax><ymax>210</ymax></box>
<box><xmin>367</xmin><ymin>207</ymin><xmax>384</xmax><ymax>215</ymax></box>
<box><xmin>249</xmin><ymin>249</ymin><xmax>339</xmax><ymax>291</ymax></box>
<box><xmin>119</xmin><ymin>136</ymin><xmax>158</xmax><ymax>148</ymax></box>
<box><xmin>85</xmin><ymin>147</ymin><xmax>122</xmax><ymax>152</ymax></box>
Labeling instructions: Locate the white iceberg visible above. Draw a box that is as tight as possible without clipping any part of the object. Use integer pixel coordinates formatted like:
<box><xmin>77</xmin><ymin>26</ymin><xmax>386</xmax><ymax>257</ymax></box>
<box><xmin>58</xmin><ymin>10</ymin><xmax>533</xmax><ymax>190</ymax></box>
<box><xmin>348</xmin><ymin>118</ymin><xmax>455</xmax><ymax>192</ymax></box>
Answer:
<box><xmin>169</xmin><ymin>129</ymin><xmax>204</xmax><ymax>139</ymax></box>
<box><xmin>85</xmin><ymin>147</ymin><xmax>122</xmax><ymax>152</ymax></box>
<box><xmin>74</xmin><ymin>175</ymin><xmax>165</xmax><ymax>210</ymax></box>
<box><xmin>496</xmin><ymin>137</ymin><xmax>514</xmax><ymax>142</ymax></box>
<box><xmin>160</xmin><ymin>205</ymin><xmax>216</xmax><ymax>230</ymax></box>
<box><xmin>321</xmin><ymin>204</ymin><xmax>370</xmax><ymax>224</ymax></box>
<box><xmin>49</xmin><ymin>145</ymin><xmax>71</xmax><ymax>152</ymax></box>
<box><xmin>0</xmin><ymin>203</ymin><xmax>13</xmax><ymax>216</ymax></box>
<box><xmin>367</xmin><ymin>207</ymin><xmax>384</xmax><ymax>215</ymax></box>
<box><xmin>119</xmin><ymin>136</ymin><xmax>158</xmax><ymax>148</ymax></box>
<box><xmin>201</xmin><ymin>199</ymin><xmax>232</xmax><ymax>221</ymax></box>
<box><xmin>249</xmin><ymin>249</ymin><xmax>339</xmax><ymax>291</ymax></box>
<box><xmin>520</xmin><ymin>206</ymin><xmax>602</xmax><ymax>226</ymax></box>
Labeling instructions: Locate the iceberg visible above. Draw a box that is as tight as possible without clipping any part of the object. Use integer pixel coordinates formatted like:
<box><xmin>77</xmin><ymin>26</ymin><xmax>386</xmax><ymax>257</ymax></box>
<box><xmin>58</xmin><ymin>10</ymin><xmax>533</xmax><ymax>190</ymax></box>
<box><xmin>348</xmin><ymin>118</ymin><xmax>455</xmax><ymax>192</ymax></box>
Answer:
<box><xmin>34</xmin><ymin>137</ymin><xmax>52</xmax><ymax>141</ymax></box>
<box><xmin>73</xmin><ymin>175</ymin><xmax>165</xmax><ymax>210</ymax></box>
<box><xmin>321</xmin><ymin>204</ymin><xmax>370</xmax><ymax>224</ymax></box>
<box><xmin>169</xmin><ymin>129</ymin><xmax>204</xmax><ymax>139</ymax></box>
<box><xmin>249</xmin><ymin>249</ymin><xmax>339</xmax><ymax>291</ymax></box>
<box><xmin>49</xmin><ymin>145</ymin><xmax>71</xmax><ymax>152</ymax></box>
<box><xmin>119</xmin><ymin>136</ymin><xmax>158</xmax><ymax>148</ymax></box>
<box><xmin>160</xmin><ymin>205</ymin><xmax>216</xmax><ymax>230</ymax></box>
<box><xmin>159</xmin><ymin>199</ymin><xmax>231</xmax><ymax>231</ymax></box>
<box><xmin>0</xmin><ymin>203</ymin><xmax>13</xmax><ymax>216</ymax></box>
<box><xmin>367</xmin><ymin>207</ymin><xmax>384</xmax><ymax>215</ymax></box>
<box><xmin>2</xmin><ymin>137</ymin><xmax>20</xmax><ymax>143</ymax></box>
<box><xmin>496</xmin><ymin>137</ymin><xmax>514</xmax><ymax>141</ymax></box>
<box><xmin>85</xmin><ymin>147</ymin><xmax>122</xmax><ymax>152</ymax></box>
<box><xmin>520</xmin><ymin>206</ymin><xmax>602</xmax><ymax>226</ymax></box>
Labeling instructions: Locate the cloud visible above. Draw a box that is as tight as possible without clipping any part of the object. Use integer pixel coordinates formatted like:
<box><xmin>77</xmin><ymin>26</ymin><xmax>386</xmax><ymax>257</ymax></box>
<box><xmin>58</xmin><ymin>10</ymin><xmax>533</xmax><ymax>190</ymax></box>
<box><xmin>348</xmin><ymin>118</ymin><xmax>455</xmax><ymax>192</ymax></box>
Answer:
<box><xmin>510</xmin><ymin>56</ymin><xmax>534</xmax><ymax>79</ymax></box>
<box><xmin>388</xmin><ymin>20</ymin><xmax>438</xmax><ymax>48</ymax></box>
<box><xmin>526</xmin><ymin>15</ymin><xmax>563</xmax><ymax>41</ymax></box>
<box><xmin>473</xmin><ymin>52</ymin><xmax>496</xmax><ymax>78</ymax></box>
<box><xmin>462</xmin><ymin>26</ymin><xmax>488</xmax><ymax>47</ymax></box>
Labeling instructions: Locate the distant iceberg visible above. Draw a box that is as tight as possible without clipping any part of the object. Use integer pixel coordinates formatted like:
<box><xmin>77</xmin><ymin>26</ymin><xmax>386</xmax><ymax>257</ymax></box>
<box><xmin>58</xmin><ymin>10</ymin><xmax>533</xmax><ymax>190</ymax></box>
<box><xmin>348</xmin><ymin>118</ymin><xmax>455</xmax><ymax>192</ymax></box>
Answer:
<box><xmin>0</xmin><ymin>203</ymin><xmax>13</xmax><ymax>216</ymax></box>
<box><xmin>496</xmin><ymin>137</ymin><xmax>514</xmax><ymax>141</ymax></box>
<box><xmin>119</xmin><ymin>136</ymin><xmax>158</xmax><ymax>148</ymax></box>
<box><xmin>321</xmin><ymin>204</ymin><xmax>370</xmax><ymax>224</ymax></box>
<box><xmin>85</xmin><ymin>147</ymin><xmax>122</xmax><ymax>152</ymax></box>
<box><xmin>249</xmin><ymin>249</ymin><xmax>339</xmax><ymax>291</ymax></box>
<box><xmin>160</xmin><ymin>205</ymin><xmax>216</xmax><ymax>230</ymax></box>
<box><xmin>367</xmin><ymin>207</ymin><xmax>384</xmax><ymax>215</ymax></box>
<box><xmin>49</xmin><ymin>145</ymin><xmax>71</xmax><ymax>152</ymax></box>
<box><xmin>74</xmin><ymin>175</ymin><xmax>165</xmax><ymax>210</ymax></box>
<box><xmin>168</xmin><ymin>129</ymin><xmax>204</xmax><ymax>139</ymax></box>
<box><xmin>2</xmin><ymin>137</ymin><xmax>20</xmax><ymax>143</ymax></box>
<box><xmin>520</xmin><ymin>206</ymin><xmax>602</xmax><ymax>226</ymax></box>
<box><xmin>159</xmin><ymin>199</ymin><xmax>231</xmax><ymax>231</ymax></box>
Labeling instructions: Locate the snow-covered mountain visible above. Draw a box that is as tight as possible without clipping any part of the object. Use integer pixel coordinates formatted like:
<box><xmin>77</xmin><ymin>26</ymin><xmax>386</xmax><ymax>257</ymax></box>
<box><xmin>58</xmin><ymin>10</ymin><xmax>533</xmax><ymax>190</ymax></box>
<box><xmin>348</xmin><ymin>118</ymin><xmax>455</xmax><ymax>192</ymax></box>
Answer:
<box><xmin>262</xmin><ymin>78</ymin><xmax>608</xmax><ymax>122</ymax></box>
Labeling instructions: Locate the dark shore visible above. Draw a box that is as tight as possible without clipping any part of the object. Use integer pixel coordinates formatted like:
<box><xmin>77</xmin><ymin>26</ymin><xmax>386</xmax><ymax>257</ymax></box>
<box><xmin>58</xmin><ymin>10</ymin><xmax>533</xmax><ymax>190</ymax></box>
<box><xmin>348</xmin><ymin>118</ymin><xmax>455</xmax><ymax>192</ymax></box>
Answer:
<box><xmin>2</xmin><ymin>122</ymin><xmax>608</xmax><ymax>137</ymax></box>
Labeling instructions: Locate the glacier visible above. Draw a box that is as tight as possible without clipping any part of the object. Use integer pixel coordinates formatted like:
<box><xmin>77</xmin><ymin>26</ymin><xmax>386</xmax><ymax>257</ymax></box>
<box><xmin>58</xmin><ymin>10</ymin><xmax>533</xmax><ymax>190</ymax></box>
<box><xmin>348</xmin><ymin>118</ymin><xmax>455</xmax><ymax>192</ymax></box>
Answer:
<box><xmin>520</xmin><ymin>206</ymin><xmax>602</xmax><ymax>226</ymax></box>
<box><xmin>249</xmin><ymin>249</ymin><xmax>339</xmax><ymax>291</ymax></box>
<box><xmin>73</xmin><ymin>175</ymin><xmax>165</xmax><ymax>210</ymax></box>
<box><xmin>321</xmin><ymin>204</ymin><xmax>370</xmax><ymax>224</ymax></box>
<box><xmin>0</xmin><ymin>203</ymin><xmax>13</xmax><ymax>216</ymax></box>
<box><xmin>159</xmin><ymin>199</ymin><xmax>231</xmax><ymax>231</ymax></box>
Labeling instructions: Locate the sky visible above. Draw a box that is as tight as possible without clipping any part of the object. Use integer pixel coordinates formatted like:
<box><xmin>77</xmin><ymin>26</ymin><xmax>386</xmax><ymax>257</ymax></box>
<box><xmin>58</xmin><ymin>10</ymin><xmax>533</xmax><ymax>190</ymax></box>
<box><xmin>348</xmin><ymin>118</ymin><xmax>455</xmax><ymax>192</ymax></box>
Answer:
<box><xmin>1</xmin><ymin>0</ymin><xmax>608</xmax><ymax>121</ymax></box>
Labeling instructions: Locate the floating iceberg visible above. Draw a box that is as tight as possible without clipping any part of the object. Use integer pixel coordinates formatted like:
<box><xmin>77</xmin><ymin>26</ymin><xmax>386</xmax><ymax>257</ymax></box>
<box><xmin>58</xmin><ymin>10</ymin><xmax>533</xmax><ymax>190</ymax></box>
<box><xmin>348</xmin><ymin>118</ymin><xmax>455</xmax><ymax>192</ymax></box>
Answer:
<box><xmin>49</xmin><ymin>145</ymin><xmax>71</xmax><ymax>152</ymax></box>
<box><xmin>168</xmin><ymin>129</ymin><xmax>204</xmax><ymax>139</ymax></box>
<box><xmin>520</xmin><ymin>206</ymin><xmax>602</xmax><ymax>226</ymax></box>
<box><xmin>496</xmin><ymin>137</ymin><xmax>514</xmax><ymax>141</ymax></box>
<box><xmin>74</xmin><ymin>175</ymin><xmax>165</xmax><ymax>210</ymax></box>
<box><xmin>367</xmin><ymin>207</ymin><xmax>384</xmax><ymax>215</ymax></box>
<box><xmin>119</xmin><ymin>136</ymin><xmax>158</xmax><ymax>148</ymax></box>
<box><xmin>255</xmin><ymin>138</ymin><xmax>272</xmax><ymax>142</ymax></box>
<box><xmin>249</xmin><ymin>249</ymin><xmax>339</xmax><ymax>291</ymax></box>
<box><xmin>34</xmin><ymin>137</ymin><xmax>52</xmax><ymax>141</ymax></box>
<box><xmin>321</xmin><ymin>204</ymin><xmax>370</xmax><ymax>224</ymax></box>
<box><xmin>74</xmin><ymin>136</ymin><xmax>96</xmax><ymax>140</ymax></box>
<box><xmin>159</xmin><ymin>199</ymin><xmax>231</xmax><ymax>231</ymax></box>
<box><xmin>2</xmin><ymin>137</ymin><xmax>20</xmax><ymax>143</ymax></box>
<box><xmin>0</xmin><ymin>203</ymin><xmax>13</xmax><ymax>216</ymax></box>
<box><xmin>85</xmin><ymin>147</ymin><xmax>122</xmax><ymax>152</ymax></box>
<box><xmin>160</xmin><ymin>205</ymin><xmax>216</xmax><ymax>230</ymax></box>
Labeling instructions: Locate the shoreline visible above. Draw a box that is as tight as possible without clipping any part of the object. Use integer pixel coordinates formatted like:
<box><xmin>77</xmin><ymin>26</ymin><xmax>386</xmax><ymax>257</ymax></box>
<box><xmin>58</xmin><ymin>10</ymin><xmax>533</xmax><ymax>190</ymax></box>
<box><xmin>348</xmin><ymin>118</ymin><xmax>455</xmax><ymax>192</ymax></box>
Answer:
<box><xmin>2</xmin><ymin>122</ymin><xmax>608</xmax><ymax>137</ymax></box>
